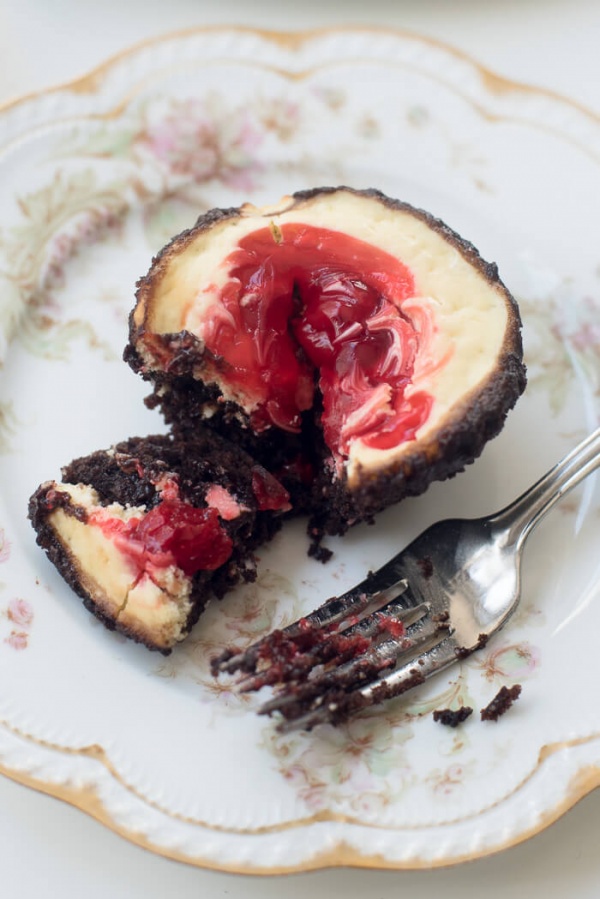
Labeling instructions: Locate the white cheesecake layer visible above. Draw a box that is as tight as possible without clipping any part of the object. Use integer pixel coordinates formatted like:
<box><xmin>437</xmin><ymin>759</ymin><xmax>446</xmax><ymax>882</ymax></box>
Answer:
<box><xmin>47</xmin><ymin>483</ymin><xmax>193</xmax><ymax>650</ymax></box>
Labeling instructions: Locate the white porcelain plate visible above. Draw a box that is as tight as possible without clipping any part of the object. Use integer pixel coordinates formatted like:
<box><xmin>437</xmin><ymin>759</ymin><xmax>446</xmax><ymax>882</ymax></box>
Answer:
<box><xmin>0</xmin><ymin>27</ymin><xmax>599</xmax><ymax>872</ymax></box>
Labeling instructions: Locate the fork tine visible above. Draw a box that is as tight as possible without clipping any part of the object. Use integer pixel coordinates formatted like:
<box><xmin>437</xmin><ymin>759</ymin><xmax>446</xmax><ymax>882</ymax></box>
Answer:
<box><xmin>257</xmin><ymin>609</ymin><xmax>444</xmax><ymax>716</ymax></box>
<box><xmin>290</xmin><ymin>574</ymin><xmax>410</xmax><ymax>634</ymax></box>
<box><xmin>236</xmin><ymin>600</ymin><xmax>432</xmax><ymax>696</ymax></box>
<box><xmin>212</xmin><ymin>569</ymin><xmax>417</xmax><ymax>676</ymax></box>
<box><xmin>332</xmin><ymin>596</ymin><xmax>430</xmax><ymax>640</ymax></box>
<box><xmin>275</xmin><ymin>634</ymin><xmax>459</xmax><ymax>733</ymax></box>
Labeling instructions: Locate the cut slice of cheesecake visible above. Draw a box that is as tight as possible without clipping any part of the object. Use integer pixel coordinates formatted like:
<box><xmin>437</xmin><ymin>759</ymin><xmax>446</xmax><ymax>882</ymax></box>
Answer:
<box><xmin>28</xmin><ymin>432</ymin><xmax>288</xmax><ymax>652</ymax></box>
<box><xmin>125</xmin><ymin>186</ymin><xmax>526</xmax><ymax>539</ymax></box>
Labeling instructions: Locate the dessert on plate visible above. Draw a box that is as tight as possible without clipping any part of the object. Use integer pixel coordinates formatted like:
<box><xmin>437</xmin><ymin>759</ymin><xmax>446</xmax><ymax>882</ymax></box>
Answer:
<box><xmin>30</xmin><ymin>186</ymin><xmax>526</xmax><ymax>652</ymax></box>
<box><xmin>126</xmin><ymin>187</ymin><xmax>526</xmax><ymax>540</ymax></box>
<box><xmin>29</xmin><ymin>432</ymin><xmax>289</xmax><ymax>651</ymax></box>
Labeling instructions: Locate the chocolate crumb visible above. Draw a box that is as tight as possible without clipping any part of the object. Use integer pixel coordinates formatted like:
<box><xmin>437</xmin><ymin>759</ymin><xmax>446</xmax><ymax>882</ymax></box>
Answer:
<box><xmin>455</xmin><ymin>632</ymin><xmax>489</xmax><ymax>659</ymax></box>
<box><xmin>480</xmin><ymin>684</ymin><xmax>522</xmax><ymax>721</ymax></box>
<box><xmin>432</xmin><ymin>610</ymin><xmax>451</xmax><ymax>630</ymax></box>
<box><xmin>432</xmin><ymin>610</ymin><xmax>449</xmax><ymax>623</ymax></box>
<box><xmin>417</xmin><ymin>556</ymin><xmax>434</xmax><ymax>578</ymax></box>
<box><xmin>308</xmin><ymin>542</ymin><xmax>333</xmax><ymax>564</ymax></box>
<box><xmin>433</xmin><ymin>706</ymin><xmax>473</xmax><ymax>728</ymax></box>
<box><xmin>476</xmin><ymin>632</ymin><xmax>489</xmax><ymax>650</ymax></box>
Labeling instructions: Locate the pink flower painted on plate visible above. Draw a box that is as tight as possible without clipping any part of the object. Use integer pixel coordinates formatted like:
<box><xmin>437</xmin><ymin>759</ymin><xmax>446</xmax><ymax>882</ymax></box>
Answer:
<box><xmin>428</xmin><ymin>763</ymin><xmax>470</xmax><ymax>797</ymax></box>
<box><xmin>520</xmin><ymin>291</ymin><xmax>600</xmax><ymax>416</ymax></box>
<box><xmin>2</xmin><ymin>599</ymin><xmax>34</xmax><ymax>651</ymax></box>
<box><xmin>138</xmin><ymin>99</ymin><xmax>263</xmax><ymax>190</ymax></box>
<box><xmin>349</xmin><ymin>789</ymin><xmax>394</xmax><ymax>818</ymax></box>
<box><xmin>551</xmin><ymin>295</ymin><xmax>600</xmax><ymax>353</ymax></box>
<box><xmin>5</xmin><ymin>631</ymin><xmax>28</xmax><ymax>651</ymax></box>
<box><xmin>568</xmin><ymin>320</ymin><xmax>600</xmax><ymax>353</ymax></box>
<box><xmin>7</xmin><ymin>598</ymin><xmax>34</xmax><ymax>628</ymax></box>
<box><xmin>255</xmin><ymin>97</ymin><xmax>301</xmax><ymax>141</ymax></box>
<box><xmin>265</xmin><ymin>713</ymin><xmax>412</xmax><ymax>813</ymax></box>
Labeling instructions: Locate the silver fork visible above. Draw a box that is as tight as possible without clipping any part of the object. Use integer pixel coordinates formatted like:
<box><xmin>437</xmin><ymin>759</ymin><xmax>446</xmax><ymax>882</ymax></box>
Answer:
<box><xmin>212</xmin><ymin>427</ymin><xmax>600</xmax><ymax>731</ymax></box>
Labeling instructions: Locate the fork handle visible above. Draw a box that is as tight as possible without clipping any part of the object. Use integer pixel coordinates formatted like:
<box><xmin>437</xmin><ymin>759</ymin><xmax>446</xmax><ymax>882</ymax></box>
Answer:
<box><xmin>491</xmin><ymin>426</ymin><xmax>600</xmax><ymax>548</ymax></box>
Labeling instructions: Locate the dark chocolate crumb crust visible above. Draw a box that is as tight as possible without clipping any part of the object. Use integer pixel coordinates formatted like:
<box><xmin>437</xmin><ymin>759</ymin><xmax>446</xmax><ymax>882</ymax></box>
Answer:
<box><xmin>125</xmin><ymin>186</ymin><xmax>527</xmax><ymax>538</ymax></box>
<box><xmin>433</xmin><ymin>706</ymin><xmax>474</xmax><ymax>727</ymax></box>
<box><xmin>28</xmin><ymin>431</ymin><xmax>283</xmax><ymax>652</ymax></box>
<box><xmin>480</xmin><ymin>684</ymin><xmax>522</xmax><ymax>721</ymax></box>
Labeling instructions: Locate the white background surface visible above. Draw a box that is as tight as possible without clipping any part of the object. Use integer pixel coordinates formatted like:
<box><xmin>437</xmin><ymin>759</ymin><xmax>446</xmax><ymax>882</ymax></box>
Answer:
<box><xmin>1</xmin><ymin>1</ymin><xmax>600</xmax><ymax>895</ymax></box>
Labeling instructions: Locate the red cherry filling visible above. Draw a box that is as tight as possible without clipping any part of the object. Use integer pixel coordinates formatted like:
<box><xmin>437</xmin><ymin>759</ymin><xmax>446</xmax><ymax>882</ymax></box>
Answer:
<box><xmin>91</xmin><ymin>500</ymin><xmax>234</xmax><ymax>578</ymax></box>
<box><xmin>251</xmin><ymin>466</ymin><xmax>291</xmax><ymax>512</ymax></box>
<box><xmin>128</xmin><ymin>501</ymin><xmax>233</xmax><ymax>576</ymax></box>
<box><xmin>198</xmin><ymin>223</ymin><xmax>435</xmax><ymax>459</ymax></box>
